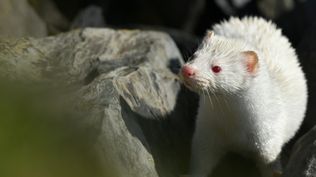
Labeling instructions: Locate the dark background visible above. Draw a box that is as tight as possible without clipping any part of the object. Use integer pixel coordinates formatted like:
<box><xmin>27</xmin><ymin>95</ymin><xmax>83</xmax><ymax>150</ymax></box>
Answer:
<box><xmin>50</xmin><ymin>0</ymin><xmax>316</xmax><ymax>45</ymax></box>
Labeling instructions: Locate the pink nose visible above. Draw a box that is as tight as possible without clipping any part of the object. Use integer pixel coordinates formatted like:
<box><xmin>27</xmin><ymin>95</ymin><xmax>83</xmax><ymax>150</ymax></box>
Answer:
<box><xmin>182</xmin><ymin>65</ymin><xmax>195</xmax><ymax>78</ymax></box>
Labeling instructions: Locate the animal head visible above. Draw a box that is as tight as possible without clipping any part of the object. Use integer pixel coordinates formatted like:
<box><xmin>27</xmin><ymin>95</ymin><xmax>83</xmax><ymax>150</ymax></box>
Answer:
<box><xmin>180</xmin><ymin>31</ymin><xmax>259</xmax><ymax>94</ymax></box>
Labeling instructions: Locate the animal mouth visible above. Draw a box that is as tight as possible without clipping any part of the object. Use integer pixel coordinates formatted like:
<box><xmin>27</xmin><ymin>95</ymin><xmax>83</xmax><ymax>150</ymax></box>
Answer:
<box><xmin>182</xmin><ymin>77</ymin><xmax>209</xmax><ymax>93</ymax></box>
<box><xmin>183</xmin><ymin>80</ymin><xmax>195</xmax><ymax>90</ymax></box>
<box><xmin>179</xmin><ymin>69</ymin><xmax>210</xmax><ymax>93</ymax></box>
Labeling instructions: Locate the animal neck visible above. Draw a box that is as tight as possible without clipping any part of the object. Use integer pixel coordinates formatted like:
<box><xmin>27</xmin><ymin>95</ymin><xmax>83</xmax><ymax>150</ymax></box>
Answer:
<box><xmin>239</xmin><ymin>65</ymin><xmax>274</xmax><ymax>108</ymax></box>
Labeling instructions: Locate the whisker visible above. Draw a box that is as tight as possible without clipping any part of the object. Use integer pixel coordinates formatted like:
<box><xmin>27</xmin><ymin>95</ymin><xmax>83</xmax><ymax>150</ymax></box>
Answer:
<box><xmin>222</xmin><ymin>94</ymin><xmax>230</xmax><ymax>110</ymax></box>
<box><xmin>206</xmin><ymin>88</ymin><xmax>213</xmax><ymax>109</ymax></box>
<box><xmin>214</xmin><ymin>92</ymin><xmax>224</xmax><ymax>116</ymax></box>
<box><xmin>210</xmin><ymin>89</ymin><xmax>225</xmax><ymax>122</ymax></box>
<box><xmin>202</xmin><ymin>89</ymin><xmax>206</xmax><ymax>105</ymax></box>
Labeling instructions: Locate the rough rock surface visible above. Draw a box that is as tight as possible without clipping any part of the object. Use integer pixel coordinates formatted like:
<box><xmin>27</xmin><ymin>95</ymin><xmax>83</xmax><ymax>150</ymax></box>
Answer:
<box><xmin>0</xmin><ymin>28</ymin><xmax>198</xmax><ymax>177</ymax></box>
<box><xmin>0</xmin><ymin>0</ymin><xmax>47</xmax><ymax>37</ymax></box>
<box><xmin>284</xmin><ymin>126</ymin><xmax>316</xmax><ymax>177</ymax></box>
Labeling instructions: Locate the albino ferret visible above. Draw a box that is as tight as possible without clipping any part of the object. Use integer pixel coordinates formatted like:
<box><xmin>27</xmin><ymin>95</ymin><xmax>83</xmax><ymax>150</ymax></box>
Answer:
<box><xmin>180</xmin><ymin>17</ymin><xmax>307</xmax><ymax>177</ymax></box>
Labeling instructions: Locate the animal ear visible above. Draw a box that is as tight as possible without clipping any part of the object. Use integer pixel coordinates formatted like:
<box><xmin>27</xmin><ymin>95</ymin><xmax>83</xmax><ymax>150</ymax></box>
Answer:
<box><xmin>206</xmin><ymin>30</ymin><xmax>213</xmax><ymax>39</ymax></box>
<box><xmin>242</xmin><ymin>51</ymin><xmax>259</xmax><ymax>74</ymax></box>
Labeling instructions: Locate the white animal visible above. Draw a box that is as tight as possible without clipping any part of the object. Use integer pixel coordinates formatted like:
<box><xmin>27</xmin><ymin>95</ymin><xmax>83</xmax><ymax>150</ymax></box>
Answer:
<box><xmin>180</xmin><ymin>17</ymin><xmax>307</xmax><ymax>177</ymax></box>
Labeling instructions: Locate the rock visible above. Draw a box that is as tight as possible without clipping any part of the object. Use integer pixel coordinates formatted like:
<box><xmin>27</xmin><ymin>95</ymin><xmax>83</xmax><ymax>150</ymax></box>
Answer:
<box><xmin>122</xmin><ymin>25</ymin><xmax>201</xmax><ymax>62</ymax></box>
<box><xmin>0</xmin><ymin>0</ymin><xmax>47</xmax><ymax>37</ymax></box>
<box><xmin>0</xmin><ymin>28</ymin><xmax>197</xmax><ymax>177</ymax></box>
<box><xmin>29</xmin><ymin>0</ymin><xmax>69</xmax><ymax>34</ymax></box>
<box><xmin>71</xmin><ymin>5</ymin><xmax>106</xmax><ymax>29</ymax></box>
<box><xmin>284</xmin><ymin>126</ymin><xmax>316</xmax><ymax>177</ymax></box>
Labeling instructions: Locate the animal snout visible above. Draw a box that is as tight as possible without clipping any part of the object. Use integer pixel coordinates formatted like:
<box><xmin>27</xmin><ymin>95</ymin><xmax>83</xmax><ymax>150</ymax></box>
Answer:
<box><xmin>181</xmin><ymin>65</ymin><xmax>196</xmax><ymax>78</ymax></box>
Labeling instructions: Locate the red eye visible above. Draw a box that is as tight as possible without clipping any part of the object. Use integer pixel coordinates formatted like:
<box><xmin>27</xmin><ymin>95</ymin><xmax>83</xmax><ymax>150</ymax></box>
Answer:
<box><xmin>211</xmin><ymin>65</ymin><xmax>222</xmax><ymax>73</ymax></box>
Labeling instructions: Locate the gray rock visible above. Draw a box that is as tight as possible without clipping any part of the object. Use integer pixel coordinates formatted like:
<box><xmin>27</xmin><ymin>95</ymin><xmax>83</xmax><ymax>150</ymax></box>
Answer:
<box><xmin>0</xmin><ymin>0</ymin><xmax>47</xmax><ymax>37</ymax></box>
<box><xmin>284</xmin><ymin>126</ymin><xmax>316</xmax><ymax>177</ymax></box>
<box><xmin>0</xmin><ymin>28</ymin><xmax>197</xmax><ymax>177</ymax></box>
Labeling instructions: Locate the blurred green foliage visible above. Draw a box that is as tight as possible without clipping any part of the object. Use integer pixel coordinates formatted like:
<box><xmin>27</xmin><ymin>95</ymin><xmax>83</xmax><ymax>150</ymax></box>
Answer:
<box><xmin>0</xmin><ymin>80</ymin><xmax>108</xmax><ymax>177</ymax></box>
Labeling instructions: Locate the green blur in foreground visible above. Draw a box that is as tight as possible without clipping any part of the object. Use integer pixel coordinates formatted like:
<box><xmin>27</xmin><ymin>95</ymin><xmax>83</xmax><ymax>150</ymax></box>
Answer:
<box><xmin>0</xmin><ymin>81</ymin><xmax>112</xmax><ymax>177</ymax></box>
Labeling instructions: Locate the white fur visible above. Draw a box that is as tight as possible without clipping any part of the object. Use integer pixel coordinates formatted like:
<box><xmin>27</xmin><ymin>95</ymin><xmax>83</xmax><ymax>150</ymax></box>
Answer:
<box><xmin>183</xmin><ymin>17</ymin><xmax>308</xmax><ymax>177</ymax></box>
